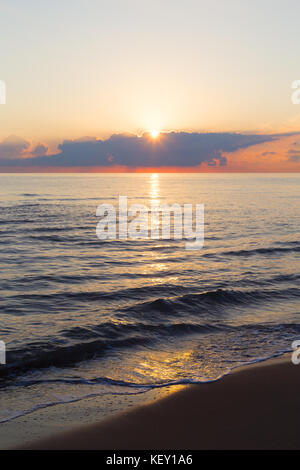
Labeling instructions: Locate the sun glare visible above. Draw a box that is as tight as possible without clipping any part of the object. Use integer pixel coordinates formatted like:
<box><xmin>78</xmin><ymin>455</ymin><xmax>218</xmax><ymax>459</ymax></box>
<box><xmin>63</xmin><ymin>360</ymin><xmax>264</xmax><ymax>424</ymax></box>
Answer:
<box><xmin>150</xmin><ymin>130</ymin><xmax>160</xmax><ymax>139</ymax></box>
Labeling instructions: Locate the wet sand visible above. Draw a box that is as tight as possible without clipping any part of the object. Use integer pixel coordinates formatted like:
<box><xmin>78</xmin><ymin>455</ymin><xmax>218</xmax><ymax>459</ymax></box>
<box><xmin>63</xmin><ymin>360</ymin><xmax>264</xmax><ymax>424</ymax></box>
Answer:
<box><xmin>19</xmin><ymin>354</ymin><xmax>300</xmax><ymax>450</ymax></box>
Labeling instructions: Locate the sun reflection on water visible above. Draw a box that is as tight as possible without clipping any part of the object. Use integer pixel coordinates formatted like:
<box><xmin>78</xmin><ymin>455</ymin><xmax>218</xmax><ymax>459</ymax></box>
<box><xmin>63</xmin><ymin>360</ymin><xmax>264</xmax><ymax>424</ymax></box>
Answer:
<box><xmin>149</xmin><ymin>173</ymin><xmax>159</xmax><ymax>200</ymax></box>
<box><xmin>133</xmin><ymin>350</ymin><xmax>196</xmax><ymax>383</ymax></box>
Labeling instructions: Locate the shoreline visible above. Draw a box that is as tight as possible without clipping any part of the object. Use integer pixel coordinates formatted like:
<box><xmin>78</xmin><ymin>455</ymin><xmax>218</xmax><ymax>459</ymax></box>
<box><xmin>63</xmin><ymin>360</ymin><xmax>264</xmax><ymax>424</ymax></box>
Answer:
<box><xmin>0</xmin><ymin>380</ymin><xmax>183</xmax><ymax>450</ymax></box>
<box><xmin>13</xmin><ymin>352</ymin><xmax>300</xmax><ymax>450</ymax></box>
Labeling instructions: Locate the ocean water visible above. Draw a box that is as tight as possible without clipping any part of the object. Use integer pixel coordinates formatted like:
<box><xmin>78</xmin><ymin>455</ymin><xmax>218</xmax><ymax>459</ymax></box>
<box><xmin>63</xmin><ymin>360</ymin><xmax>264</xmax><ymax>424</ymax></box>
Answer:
<box><xmin>0</xmin><ymin>173</ymin><xmax>300</xmax><ymax>424</ymax></box>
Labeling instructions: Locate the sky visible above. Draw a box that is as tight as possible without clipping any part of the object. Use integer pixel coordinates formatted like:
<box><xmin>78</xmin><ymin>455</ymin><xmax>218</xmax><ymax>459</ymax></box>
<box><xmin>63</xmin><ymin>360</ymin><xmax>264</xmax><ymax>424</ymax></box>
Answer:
<box><xmin>1</xmin><ymin>0</ymin><xmax>300</xmax><ymax>171</ymax></box>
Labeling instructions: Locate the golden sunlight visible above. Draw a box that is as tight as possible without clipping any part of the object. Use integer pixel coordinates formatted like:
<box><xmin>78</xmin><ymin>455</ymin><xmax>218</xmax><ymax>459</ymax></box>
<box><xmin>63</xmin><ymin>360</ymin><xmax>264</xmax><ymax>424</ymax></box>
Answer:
<box><xmin>149</xmin><ymin>130</ymin><xmax>160</xmax><ymax>139</ymax></box>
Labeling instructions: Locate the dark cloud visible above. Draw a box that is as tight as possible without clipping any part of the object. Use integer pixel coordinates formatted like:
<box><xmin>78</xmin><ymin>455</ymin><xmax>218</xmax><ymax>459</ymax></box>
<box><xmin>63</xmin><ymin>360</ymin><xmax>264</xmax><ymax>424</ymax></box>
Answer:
<box><xmin>261</xmin><ymin>151</ymin><xmax>276</xmax><ymax>157</ymax></box>
<box><xmin>288</xmin><ymin>154</ymin><xmax>300</xmax><ymax>163</ymax></box>
<box><xmin>0</xmin><ymin>132</ymin><xmax>279</xmax><ymax>168</ymax></box>
<box><xmin>287</xmin><ymin>149</ymin><xmax>300</xmax><ymax>162</ymax></box>
<box><xmin>31</xmin><ymin>144</ymin><xmax>48</xmax><ymax>157</ymax></box>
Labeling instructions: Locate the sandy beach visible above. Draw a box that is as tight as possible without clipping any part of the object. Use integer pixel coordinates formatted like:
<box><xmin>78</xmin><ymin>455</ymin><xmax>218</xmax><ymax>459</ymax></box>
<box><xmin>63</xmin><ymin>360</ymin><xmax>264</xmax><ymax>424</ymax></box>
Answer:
<box><xmin>15</xmin><ymin>354</ymin><xmax>300</xmax><ymax>450</ymax></box>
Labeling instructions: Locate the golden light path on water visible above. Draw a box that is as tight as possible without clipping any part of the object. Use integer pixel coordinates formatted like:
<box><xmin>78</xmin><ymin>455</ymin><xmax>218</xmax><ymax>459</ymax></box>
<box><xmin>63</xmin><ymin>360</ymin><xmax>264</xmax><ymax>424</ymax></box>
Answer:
<box><xmin>149</xmin><ymin>173</ymin><xmax>159</xmax><ymax>200</ymax></box>
<box><xmin>146</xmin><ymin>172</ymin><xmax>180</xmax><ymax>285</ymax></box>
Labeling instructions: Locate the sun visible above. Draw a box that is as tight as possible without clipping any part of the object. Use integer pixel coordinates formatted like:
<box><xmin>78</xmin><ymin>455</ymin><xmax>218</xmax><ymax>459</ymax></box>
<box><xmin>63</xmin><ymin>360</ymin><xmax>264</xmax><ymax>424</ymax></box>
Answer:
<box><xmin>149</xmin><ymin>130</ymin><xmax>160</xmax><ymax>139</ymax></box>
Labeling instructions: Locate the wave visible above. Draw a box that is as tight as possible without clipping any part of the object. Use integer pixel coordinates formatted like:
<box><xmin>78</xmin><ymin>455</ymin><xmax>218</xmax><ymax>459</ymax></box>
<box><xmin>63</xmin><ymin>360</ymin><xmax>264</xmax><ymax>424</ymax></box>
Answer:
<box><xmin>0</xmin><ymin>348</ymin><xmax>291</xmax><ymax>425</ymax></box>
<box><xmin>7</xmin><ymin>285</ymin><xmax>300</xmax><ymax>312</ymax></box>
<box><xmin>3</xmin><ymin>270</ymin><xmax>300</xmax><ymax>293</ymax></box>
<box><xmin>121</xmin><ymin>286</ymin><xmax>300</xmax><ymax>317</ymax></box>
<box><xmin>2</xmin><ymin>289</ymin><xmax>300</xmax><ymax>380</ymax></box>
<box><xmin>0</xmin><ymin>320</ymin><xmax>219</xmax><ymax>379</ymax></box>
<box><xmin>221</xmin><ymin>245</ymin><xmax>300</xmax><ymax>257</ymax></box>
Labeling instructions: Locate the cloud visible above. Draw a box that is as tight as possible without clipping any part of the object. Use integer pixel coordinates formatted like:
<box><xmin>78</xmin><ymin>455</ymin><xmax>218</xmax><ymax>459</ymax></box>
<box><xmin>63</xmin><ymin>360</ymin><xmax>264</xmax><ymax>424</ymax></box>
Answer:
<box><xmin>31</xmin><ymin>143</ymin><xmax>49</xmax><ymax>157</ymax></box>
<box><xmin>0</xmin><ymin>132</ymin><xmax>279</xmax><ymax>169</ymax></box>
<box><xmin>261</xmin><ymin>151</ymin><xmax>277</xmax><ymax>157</ymax></box>
<box><xmin>287</xmin><ymin>150</ymin><xmax>300</xmax><ymax>162</ymax></box>
<box><xmin>289</xmin><ymin>155</ymin><xmax>300</xmax><ymax>162</ymax></box>
<box><xmin>0</xmin><ymin>135</ymin><xmax>30</xmax><ymax>160</ymax></box>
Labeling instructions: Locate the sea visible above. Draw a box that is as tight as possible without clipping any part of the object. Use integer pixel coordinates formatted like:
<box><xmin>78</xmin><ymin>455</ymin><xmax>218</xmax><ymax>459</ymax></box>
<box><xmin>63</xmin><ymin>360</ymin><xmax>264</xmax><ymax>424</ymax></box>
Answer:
<box><xmin>0</xmin><ymin>173</ymin><xmax>300</xmax><ymax>425</ymax></box>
